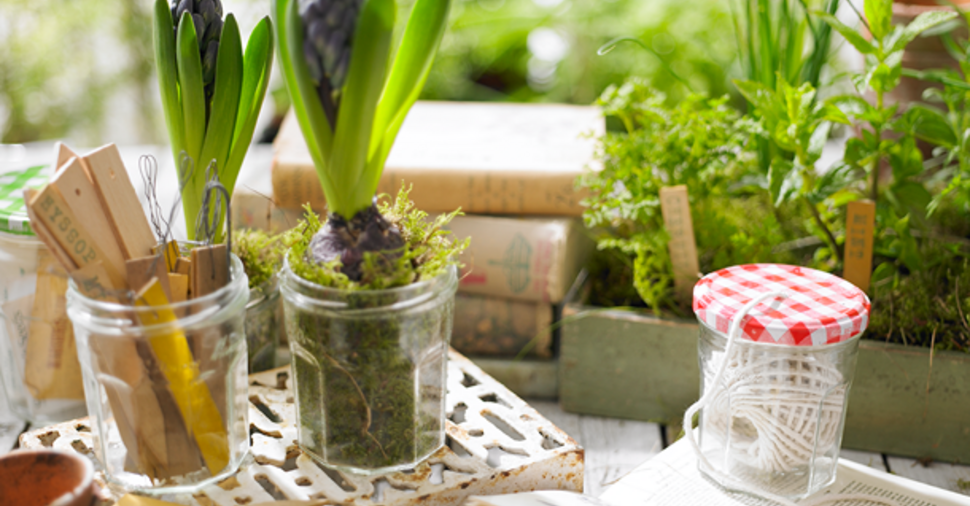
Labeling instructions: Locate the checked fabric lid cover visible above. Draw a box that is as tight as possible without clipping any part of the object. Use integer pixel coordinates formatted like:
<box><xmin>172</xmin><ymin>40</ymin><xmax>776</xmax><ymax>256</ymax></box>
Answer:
<box><xmin>0</xmin><ymin>165</ymin><xmax>52</xmax><ymax>236</ymax></box>
<box><xmin>693</xmin><ymin>264</ymin><xmax>870</xmax><ymax>346</ymax></box>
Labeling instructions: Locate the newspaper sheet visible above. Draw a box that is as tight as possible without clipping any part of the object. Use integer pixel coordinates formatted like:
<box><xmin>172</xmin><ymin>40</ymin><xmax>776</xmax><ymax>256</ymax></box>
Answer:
<box><xmin>468</xmin><ymin>439</ymin><xmax>970</xmax><ymax>506</ymax></box>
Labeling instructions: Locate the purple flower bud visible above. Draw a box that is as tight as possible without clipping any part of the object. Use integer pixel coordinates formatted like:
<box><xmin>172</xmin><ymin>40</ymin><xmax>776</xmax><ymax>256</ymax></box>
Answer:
<box><xmin>304</xmin><ymin>38</ymin><xmax>324</xmax><ymax>84</ymax></box>
<box><xmin>202</xmin><ymin>40</ymin><xmax>219</xmax><ymax>84</ymax></box>
<box><xmin>331</xmin><ymin>50</ymin><xmax>350</xmax><ymax>89</ymax></box>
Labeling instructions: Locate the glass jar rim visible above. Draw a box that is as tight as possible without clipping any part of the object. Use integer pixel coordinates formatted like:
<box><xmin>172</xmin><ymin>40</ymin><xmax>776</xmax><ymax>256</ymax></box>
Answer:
<box><xmin>280</xmin><ymin>255</ymin><xmax>458</xmax><ymax>313</ymax></box>
<box><xmin>67</xmin><ymin>252</ymin><xmax>249</xmax><ymax>314</ymax></box>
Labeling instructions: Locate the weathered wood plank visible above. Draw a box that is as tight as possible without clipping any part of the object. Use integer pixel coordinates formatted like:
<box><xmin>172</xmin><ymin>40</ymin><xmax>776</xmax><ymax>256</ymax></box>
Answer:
<box><xmin>528</xmin><ymin>400</ymin><xmax>662</xmax><ymax>497</ymax></box>
<box><xmin>887</xmin><ymin>456</ymin><xmax>970</xmax><ymax>496</ymax></box>
<box><xmin>559</xmin><ymin>304</ymin><xmax>970</xmax><ymax>463</ymax></box>
<box><xmin>579</xmin><ymin>415</ymin><xmax>662</xmax><ymax>497</ymax></box>
<box><xmin>472</xmin><ymin>358</ymin><xmax>558</xmax><ymax>400</ymax></box>
<box><xmin>559</xmin><ymin>306</ymin><xmax>699</xmax><ymax>425</ymax></box>
<box><xmin>843</xmin><ymin>340</ymin><xmax>970</xmax><ymax>463</ymax></box>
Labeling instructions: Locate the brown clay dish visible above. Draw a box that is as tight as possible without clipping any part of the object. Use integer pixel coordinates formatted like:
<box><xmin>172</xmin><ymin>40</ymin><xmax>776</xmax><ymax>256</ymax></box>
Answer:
<box><xmin>0</xmin><ymin>449</ymin><xmax>95</xmax><ymax>506</ymax></box>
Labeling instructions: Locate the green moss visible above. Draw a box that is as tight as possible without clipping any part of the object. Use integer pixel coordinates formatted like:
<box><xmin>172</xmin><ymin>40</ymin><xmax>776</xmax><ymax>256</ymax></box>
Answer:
<box><xmin>285</xmin><ymin>188</ymin><xmax>464</xmax><ymax>469</ymax></box>
<box><xmin>286</xmin><ymin>187</ymin><xmax>469</xmax><ymax>290</ymax></box>
<box><xmin>232</xmin><ymin>228</ymin><xmax>286</xmax><ymax>289</ymax></box>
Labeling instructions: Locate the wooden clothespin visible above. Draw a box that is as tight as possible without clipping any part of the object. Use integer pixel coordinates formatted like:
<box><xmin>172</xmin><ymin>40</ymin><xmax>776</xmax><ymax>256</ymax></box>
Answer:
<box><xmin>191</xmin><ymin>244</ymin><xmax>229</xmax><ymax>298</ymax></box>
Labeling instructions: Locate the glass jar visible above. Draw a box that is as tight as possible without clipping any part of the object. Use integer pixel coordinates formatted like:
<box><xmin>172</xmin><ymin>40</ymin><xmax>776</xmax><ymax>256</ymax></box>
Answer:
<box><xmin>281</xmin><ymin>259</ymin><xmax>458</xmax><ymax>474</ymax></box>
<box><xmin>0</xmin><ymin>164</ymin><xmax>87</xmax><ymax>425</ymax></box>
<box><xmin>245</xmin><ymin>274</ymin><xmax>284</xmax><ymax>372</ymax></box>
<box><xmin>66</xmin><ymin>254</ymin><xmax>250</xmax><ymax>495</ymax></box>
<box><xmin>692</xmin><ymin>264</ymin><xmax>869</xmax><ymax>500</ymax></box>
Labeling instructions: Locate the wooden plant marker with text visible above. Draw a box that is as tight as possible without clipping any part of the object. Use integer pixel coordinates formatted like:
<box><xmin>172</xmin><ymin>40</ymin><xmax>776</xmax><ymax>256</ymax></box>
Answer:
<box><xmin>844</xmin><ymin>200</ymin><xmax>876</xmax><ymax>292</ymax></box>
<box><xmin>27</xmin><ymin>185</ymin><xmax>126</xmax><ymax>288</ymax></box>
<box><xmin>70</xmin><ymin>261</ymin><xmax>120</xmax><ymax>301</ymax></box>
<box><xmin>22</xmin><ymin>190</ymin><xmax>77</xmax><ymax>272</ymax></box>
<box><xmin>659</xmin><ymin>185</ymin><xmax>701</xmax><ymax>304</ymax></box>
<box><xmin>134</xmin><ymin>277</ymin><xmax>229</xmax><ymax>474</ymax></box>
<box><xmin>81</xmin><ymin>144</ymin><xmax>156</xmax><ymax>260</ymax></box>
<box><xmin>49</xmin><ymin>157</ymin><xmax>130</xmax><ymax>286</ymax></box>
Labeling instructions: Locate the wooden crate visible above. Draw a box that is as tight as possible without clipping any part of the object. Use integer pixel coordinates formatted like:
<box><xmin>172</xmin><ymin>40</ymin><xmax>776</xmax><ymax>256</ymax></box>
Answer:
<box><xmin>559</xmin><ymin>303</ymin><xmax>970</xmax><ymax>464</ymax></box>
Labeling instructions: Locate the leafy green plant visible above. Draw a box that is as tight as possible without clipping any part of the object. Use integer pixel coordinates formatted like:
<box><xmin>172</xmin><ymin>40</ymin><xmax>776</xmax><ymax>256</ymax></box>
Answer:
<box><xmin>423</xmin><ymin>0</ymin><xmax>738</xmax><ymax>105</ymax></box>
<box><xmin>734</xmin><ymin>77</ymin><xmax>850</xmax><ymax>265</ymax></box>
<box><xmin>818</xmin><ymin>0</ymin><xmax>956</xmax><ymax>279</ymax></box>
<box><xmin>153</xmin><ymin>0</ymin><xmax>274</xmax><ymax>241</ymax></box>
<box><xmin>731</xmin><ymin>0</ymin><xmax>841</xmax><ymax>173</ymax></box>
<box><xmin>578</xmin><ymin>79</ymin><xmax>802</xmax><ymax>315</ymax></box>
<box><xmin>905</xmin><ymin>6</ymin><xmax>970</xmax><ymax>215</ymax></box>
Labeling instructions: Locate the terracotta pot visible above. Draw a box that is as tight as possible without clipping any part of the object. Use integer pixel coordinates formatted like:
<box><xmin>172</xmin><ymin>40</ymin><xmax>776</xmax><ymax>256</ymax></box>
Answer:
<box><xmin>0</xmin><ymin>450</ymin><xmax>96</xmax><ymax>506</ymax></box>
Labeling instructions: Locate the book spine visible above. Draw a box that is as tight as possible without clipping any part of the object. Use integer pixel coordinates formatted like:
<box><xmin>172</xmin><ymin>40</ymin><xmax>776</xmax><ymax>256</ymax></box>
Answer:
<box><xmin>451</xmin><ymin>293</ymin><xmax>553</xmax><ymax>358</ymax></box>
<box><xmin>271</xmin><ymin>158</ymin><xmax>587</xmax><ymax>216</ymax></box>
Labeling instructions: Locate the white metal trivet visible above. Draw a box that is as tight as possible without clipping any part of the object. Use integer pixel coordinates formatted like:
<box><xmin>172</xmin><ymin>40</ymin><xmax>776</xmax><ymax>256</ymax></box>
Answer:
<box><xmin>20</xmin><ymin>349</ymin><xmax>583</xmax><ymax>505</ymax></box>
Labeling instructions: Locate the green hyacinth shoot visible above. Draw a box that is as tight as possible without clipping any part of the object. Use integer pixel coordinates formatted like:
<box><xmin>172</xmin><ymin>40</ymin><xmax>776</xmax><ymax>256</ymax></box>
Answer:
<box><xmin>154</xmin><ymin>0</ymin><xmax>274</xmax><ymax>241</ymax></box>
<box><xmin>273</xmin><ymin>0</ymin><xmax>452</xmax><ymax>220</ymax></box>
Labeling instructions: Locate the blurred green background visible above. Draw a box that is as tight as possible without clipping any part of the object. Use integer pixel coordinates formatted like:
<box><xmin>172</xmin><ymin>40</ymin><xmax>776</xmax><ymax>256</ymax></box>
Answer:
<box><xmin>0</xmin><ymin>0</ymin><xmax>738</xmax><ymax>145</ymax></box>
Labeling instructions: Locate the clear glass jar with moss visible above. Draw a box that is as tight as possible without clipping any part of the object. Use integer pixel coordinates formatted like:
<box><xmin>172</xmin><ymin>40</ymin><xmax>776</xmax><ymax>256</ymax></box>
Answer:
<box><xmin>278</xmin><ymin>195</ymin><xmax>466</xmax><ymax>474</ymax></box>
<box><xmin>281</xmin><ymin>261</ymin><xmax>457</xmax><ymax>473</ymax></box>
<box><xmin>245</xmin><ymin>275</ymin><xmax>284</xmax><ymax>372</ymax></box>
<box><xmin>234</xmin><ymin>229</ymin><xmax>287</xmax><ymax>373</ymax></box>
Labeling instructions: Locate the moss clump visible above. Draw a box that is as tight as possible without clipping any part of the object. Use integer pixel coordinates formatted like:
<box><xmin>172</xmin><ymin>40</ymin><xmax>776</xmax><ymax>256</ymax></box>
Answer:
<box><xmin>285</xmin><ymin>188</ymin><xmax>466</xmax><ymax>470</ymax></box>
<box><xmin>232</xmin><ymin>228</ymin><xmax>288</xmax><ymax>371</ymax></box>
<box><xmin>232</xmin><ymin>228</ymin><xmax>286</xmax><ymax>289</ymax></box>
<box><xmin>287</xmin><ymin>188</ymin><xmax>468</xmax><ymax>289</ymax></box>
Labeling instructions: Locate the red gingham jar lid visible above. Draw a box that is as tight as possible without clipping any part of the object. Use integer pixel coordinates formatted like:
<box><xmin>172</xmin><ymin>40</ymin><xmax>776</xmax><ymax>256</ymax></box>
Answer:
<box><xmin>693</xmin><ymin>264</ymin><xmax>870</xmax><ymax>346</ymax></box>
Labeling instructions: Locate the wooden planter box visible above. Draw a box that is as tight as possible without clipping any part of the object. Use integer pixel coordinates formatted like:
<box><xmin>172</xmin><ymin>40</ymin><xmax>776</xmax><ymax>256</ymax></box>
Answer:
<box><xmin>559</xmin><ymin>303</ymin><xmax>970</xmax><ymax>463</ymax></box>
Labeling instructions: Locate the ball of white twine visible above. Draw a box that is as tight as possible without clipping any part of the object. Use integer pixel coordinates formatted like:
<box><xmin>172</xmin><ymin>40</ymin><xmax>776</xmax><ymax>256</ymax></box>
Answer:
<box><xmin>682</xmin><ymin>291</ymin><xmax>897</xmax><ymax>506</ymax></box>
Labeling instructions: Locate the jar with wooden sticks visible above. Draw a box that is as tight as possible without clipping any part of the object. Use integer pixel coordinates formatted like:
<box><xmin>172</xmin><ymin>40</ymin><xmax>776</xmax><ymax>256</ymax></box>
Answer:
<box><xmin>67</xmin><ymin>252</ymin><xmax>250</xmax><ymax>494</ymax></box>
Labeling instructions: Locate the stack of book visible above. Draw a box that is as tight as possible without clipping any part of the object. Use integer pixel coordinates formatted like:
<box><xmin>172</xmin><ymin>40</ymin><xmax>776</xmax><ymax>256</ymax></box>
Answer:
<box><xmin>236</xmin><ymin>101</ymin><xmax>602</xmax><ymax>374</ymax></box>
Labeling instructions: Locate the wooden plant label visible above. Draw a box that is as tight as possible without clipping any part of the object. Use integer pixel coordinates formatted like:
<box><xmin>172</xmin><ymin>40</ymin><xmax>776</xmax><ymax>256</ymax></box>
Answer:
<box><xmin>844</xmin><ymin>200</ymin><xmax>876</xmax><ymax>292</ymax></box>
<box><xmin>23</xmin><ymin>190</ymin><xmax>77</xmax><ymax>272</ymax></box>
<box><xmin>191</xmin><ymin>244</ymin><xmax>229</xmax><ymax>298</ymax></box>
<box><xmin>49</xmin><ymin>156</ymin><xmax>129</xmax><ymax>286</ymax></box>
<box><xmin>70</xmin><ymin>261</ymin><xmax>120</xmax><ymax>300</ymax></box>
<box><xmin>24</xmin><ymin>250</ymin><xmax>84</xmax><ymax>400</ymax></box>
<box><xmin>28</xmin><ymin>185</ymin><xmax>126</xmax><ymax>288</ymax></box>
<box><xmin>82</xmin><ymin>144</ymin><xmax>156</xmax><ymax>260</ymax></box>
<box><xmin>127</xmin><ymin>256</ymin><xmax>173</xmax><ymax>301</ymax></box>
<box><xmin>168</xmin><ymin>273</ymin><xmax>189</xmax><ymax>303</ymax></box>
<box><xmin>134</xmin><ymin>277</ymin><xmax>229</xmax><ymax>474</ymax></box>
<box><xmin>55</xmin><ymin>142</ymin><xmax>78</xmax><ymax>172</ymax></box>
<box><xmin>659</xmin><ymin>185</ymin><xmax>700</xmax><ymax>303</ymax></box>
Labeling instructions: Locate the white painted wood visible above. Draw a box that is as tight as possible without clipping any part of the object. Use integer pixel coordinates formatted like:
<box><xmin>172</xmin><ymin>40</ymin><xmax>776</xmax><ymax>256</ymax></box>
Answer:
<box><xmin>839</xmin><ymin>449</ymin><xmax>887</xmax><ymax>471</ymax></box>
<box><xmin>528</xmin><ymin>401</ymin><xmax>662</xmax><ymax>497</ymax></box>
<box><xmin>887</xmin><ymin>456</ymin><xmax>970</xmax><ymax>496</ymax></box>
